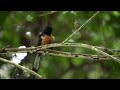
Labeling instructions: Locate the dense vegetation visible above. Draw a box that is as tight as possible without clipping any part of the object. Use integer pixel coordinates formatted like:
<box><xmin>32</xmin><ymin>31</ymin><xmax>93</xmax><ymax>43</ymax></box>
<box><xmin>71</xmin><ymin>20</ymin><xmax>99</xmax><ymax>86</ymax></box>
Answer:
<box><xmin>0</xmin><ymin>11</ymin><xmax>120</xmax><ymax>79</ymax></box>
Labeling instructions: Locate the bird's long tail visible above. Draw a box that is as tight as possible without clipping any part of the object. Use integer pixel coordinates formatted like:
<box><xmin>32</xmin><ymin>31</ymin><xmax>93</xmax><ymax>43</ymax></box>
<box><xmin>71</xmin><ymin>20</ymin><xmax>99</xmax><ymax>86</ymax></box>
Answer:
<box><xmin>31</xmin><ymin>53</ymin><xmax>43</xmax><ymax>79</ymax></box>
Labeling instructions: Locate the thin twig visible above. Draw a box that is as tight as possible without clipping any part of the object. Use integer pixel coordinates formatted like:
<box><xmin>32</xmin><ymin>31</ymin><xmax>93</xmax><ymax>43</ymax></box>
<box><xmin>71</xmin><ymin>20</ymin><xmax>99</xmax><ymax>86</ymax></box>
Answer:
<box><xmin>61</xmin><ymin>11</ymin><xmax>120</xmax><ymax>63</ymax></box>
<box><xmin>0</xmin><ymin>57</ymin><xmax>43</xmax><ymax>79</ymax></box>
<box><xmin>62</xmin><ymin>11</ymin><xmax>100</xmax><ymax>43</ymax></box>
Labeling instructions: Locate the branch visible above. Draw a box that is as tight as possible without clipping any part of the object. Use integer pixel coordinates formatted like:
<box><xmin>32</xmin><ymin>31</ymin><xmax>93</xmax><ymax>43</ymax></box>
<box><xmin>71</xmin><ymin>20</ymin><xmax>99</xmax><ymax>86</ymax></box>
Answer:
<box><xmin>62</xmin><ymin>11</ymin><xmax>100</xmax><ymax>43</ymax></box>
<box><xmin>1</xmin><ymin>48</ymin><xmax>120</xmax><ymax>60</ymax></box>
<box><xmin>1</xmin><ymin>43</ymin><xmax>120</xmax><ymax>53</ymax></box>
<box><xmin>38</xmin><ymin>49</ymin><xmax>120</xmax><ymax>61</ymax></box>
<box><xmin>60</xmin><ymin>11</ymin><xmax>120</xmax><ymax>64</ymax></box>
<box><xmin>0</xmin><ymin>57</ymin><xmax>43</xmax><ymax>79</ymax></box>
<box><xmin>0</xmin><ymin>43</ymin><xmax>120</xmax><ymax>61</ymax></box>
<box><xmin>1</xmin><ymin>43</ymin><xmax>120</xmax><ymax>79</ymax></box>
<box><xmin>36</xmin><ymin>43</ymin><xmax>120</xmax><ymax>63</ymax></box>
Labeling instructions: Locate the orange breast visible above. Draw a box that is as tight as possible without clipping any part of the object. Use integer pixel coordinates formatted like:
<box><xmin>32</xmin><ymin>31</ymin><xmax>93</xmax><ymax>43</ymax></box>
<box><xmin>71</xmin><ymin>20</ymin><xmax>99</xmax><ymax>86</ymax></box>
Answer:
<box><xmin>41</xmin><ymin>35</ymin><xmax>54</xmax><ymax>45</ymax></box>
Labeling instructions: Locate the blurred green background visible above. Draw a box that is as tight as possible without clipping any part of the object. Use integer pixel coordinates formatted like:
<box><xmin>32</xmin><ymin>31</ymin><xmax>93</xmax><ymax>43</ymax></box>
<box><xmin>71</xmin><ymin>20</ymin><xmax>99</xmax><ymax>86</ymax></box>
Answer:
<box><xmin>0</xmin><ymin>11</ymin><xmax>120</xmax><ymax>79</ymax></box>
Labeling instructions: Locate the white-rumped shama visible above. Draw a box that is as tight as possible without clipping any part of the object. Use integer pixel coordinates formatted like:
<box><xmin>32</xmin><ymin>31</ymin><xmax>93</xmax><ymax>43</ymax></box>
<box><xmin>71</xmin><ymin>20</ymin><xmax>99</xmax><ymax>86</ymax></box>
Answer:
<box><xmin>32</xmin><ymin>26</ymin><xmax>54</xmax><ymax>76</ymax></box>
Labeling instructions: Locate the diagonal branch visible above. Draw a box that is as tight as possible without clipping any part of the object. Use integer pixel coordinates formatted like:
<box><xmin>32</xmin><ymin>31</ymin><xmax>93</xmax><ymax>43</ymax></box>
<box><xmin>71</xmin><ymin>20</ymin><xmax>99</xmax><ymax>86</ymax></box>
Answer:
<box><xmin>0</xmin><ymin>57</ymin><xmax>43</xmax><ymax>79</ymax></box>
<box><xmin>60</xmin><ymin>11</ymin><xmax>120</xmax><ymax>64</ymax></box>
<box><xmin>62</xmin><ymin>11</ymin><xmax>100</xmax><ymax>43</ymax></box>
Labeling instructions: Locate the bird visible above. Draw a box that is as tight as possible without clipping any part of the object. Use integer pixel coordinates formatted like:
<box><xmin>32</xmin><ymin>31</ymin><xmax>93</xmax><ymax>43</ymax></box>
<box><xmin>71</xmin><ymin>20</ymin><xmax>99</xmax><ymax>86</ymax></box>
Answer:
<box><xmin>32</xmin><ymin>26</ymin><xmax>54</xmax><ymax>78</ymax></box>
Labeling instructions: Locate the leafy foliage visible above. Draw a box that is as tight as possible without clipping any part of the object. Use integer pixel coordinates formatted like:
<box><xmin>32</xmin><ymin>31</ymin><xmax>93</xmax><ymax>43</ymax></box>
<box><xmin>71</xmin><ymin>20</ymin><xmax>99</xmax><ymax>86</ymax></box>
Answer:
<box><xmin>0</xmin><ymin>11</ymin><xmax>120</xmax><ymax>79</ymax></box>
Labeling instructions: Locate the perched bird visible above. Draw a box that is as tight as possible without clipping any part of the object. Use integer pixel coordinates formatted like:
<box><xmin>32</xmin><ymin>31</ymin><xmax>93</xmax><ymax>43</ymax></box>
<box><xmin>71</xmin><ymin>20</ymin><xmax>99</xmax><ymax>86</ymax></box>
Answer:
<box><xmin>32</xmin><ymin>26</ymin><xmax>54</xmax><ymax>78</ymax></box>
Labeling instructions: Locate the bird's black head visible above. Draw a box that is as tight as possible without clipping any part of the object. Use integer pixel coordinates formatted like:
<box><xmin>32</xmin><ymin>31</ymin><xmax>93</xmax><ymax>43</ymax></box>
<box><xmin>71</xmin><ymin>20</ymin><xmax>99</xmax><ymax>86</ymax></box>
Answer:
<box><xmin>43</xmin><ymin>26</ymin><xmax>52</xmax><ymax>36</ymax></box>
